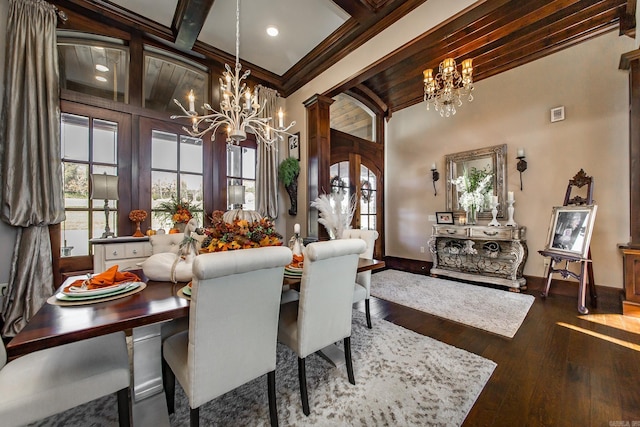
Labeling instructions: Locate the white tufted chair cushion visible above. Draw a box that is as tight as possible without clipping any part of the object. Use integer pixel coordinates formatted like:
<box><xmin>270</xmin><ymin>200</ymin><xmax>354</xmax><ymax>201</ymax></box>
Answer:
<box><xmin>0</xmin><ymin>332</ymin><xmax>130</xmax><ymax>426</ymax></box>
<box><xmin>342</xmin><ymin>229</ymin><xmax>379</xmax><ymax>302</ymax></box>
<box><xmin>149</xmin><ymin>233</ymin><xmax>205</xmax><ymax>254</ymax></box>
<box><xmin>162</xmin><ymin>245</ymin><xmax>292</xmax><ymax>410</ymax></box>
<box><xmin>278</xmin><ymin>238</ymin><xmax>366</xmax><ymax>359</ymax></box>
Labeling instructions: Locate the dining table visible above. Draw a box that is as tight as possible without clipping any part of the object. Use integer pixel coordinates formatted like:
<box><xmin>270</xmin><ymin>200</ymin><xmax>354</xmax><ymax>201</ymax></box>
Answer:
<box><xmin>6</xmin><ymin>257</ymin><xmax>385</xmax><ymax>426</ymax></box>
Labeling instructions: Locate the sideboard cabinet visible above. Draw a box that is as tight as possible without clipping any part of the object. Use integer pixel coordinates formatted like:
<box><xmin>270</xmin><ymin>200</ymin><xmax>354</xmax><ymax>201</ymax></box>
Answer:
<box><xmin>91</xmin><ymin>236</ymin><xmax>152</xmax><ymax>273</ymax></box>
<box><xmin>428</xmin><ymin>225</ymin><xmax>528</xmax><ymax>291</ymax></box>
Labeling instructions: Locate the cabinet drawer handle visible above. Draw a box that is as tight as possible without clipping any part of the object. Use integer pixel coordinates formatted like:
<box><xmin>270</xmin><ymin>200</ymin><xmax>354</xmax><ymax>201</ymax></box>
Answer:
<box><xmin>483</xmin><ymin>231</ymin><xmax>499</xmax><ymax>236</ymax></box>
<box><xmin>132</xmin><ymin>249</ymin><xmax>138</xmax><ymax>255</ymax></box>
<box><xmin>446</xmin><ymin>229</ymin><xmax>457</xmax><ymax>234</ymax></box>
<box><xmin>112</xmin><ymin>250</ymin><xmax>118</xmax><ymax>256</ymax></box>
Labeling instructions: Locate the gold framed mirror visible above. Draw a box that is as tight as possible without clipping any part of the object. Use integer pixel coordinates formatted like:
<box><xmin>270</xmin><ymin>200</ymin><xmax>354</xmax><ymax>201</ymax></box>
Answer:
<box><xmin>445</xmin><ymin>144</ymin><xmax>507</xmax><ymax>219</ymax></box>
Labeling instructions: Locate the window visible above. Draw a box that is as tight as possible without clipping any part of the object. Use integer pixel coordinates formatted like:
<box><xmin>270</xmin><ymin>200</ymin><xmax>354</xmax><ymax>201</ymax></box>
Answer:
<box><xmin>58</xmin><ymin>35</ymin><xmax>129</xmax><ymax>103</ymax></box>
<box><xmin>330</xmin><ymin>93</ymin><xmax>375</xmax><ymax>141</ymax></box>
<box><xmin>330</xmin><ymin>161</ymin><xmax>351</xmax><ymax>220</ymax></box>
<box><xmin>150</xmin><ymin>130</ymin><xmax>204</xmax><ymax>229</ymax></box>
<box><xmin>227</xmin><ymin>143</ymin><xmax>256</xmax><ymax>210</ymax></box>
<box><xmin>143</xmin><ymin>49</ymin><xmax>209</xmax><ymax>115</ymax></box>
<box><xmin>61</xmin><ymin>113</ymin><xmax>118</xmax><ymax>256</ymax></box>
<box><xmin>360</xmin><ymin>165</ymin><xmax>377</xmax><ymax>230</ymax></box>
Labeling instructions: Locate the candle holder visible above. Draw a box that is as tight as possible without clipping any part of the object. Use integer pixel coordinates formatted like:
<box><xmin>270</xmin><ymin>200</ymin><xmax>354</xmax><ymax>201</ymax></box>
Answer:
<box><xmin>505</xmin><ymin>199</ymin><xmax>517</xmax><ymax>227</ymax></box>
<box><xmin>431</xmin><ymin>166</ymin><xmax>440</xmax><ymax>196</ymax></box>
<box><xmin>516</xmin><ymin>155</ymin><xmax>527</xmax><ymax>191</ymax></box>
<box><xmin>488</xmin><ymin>201</ymin><xmax>501</xmax><ymax>226</ymax></box>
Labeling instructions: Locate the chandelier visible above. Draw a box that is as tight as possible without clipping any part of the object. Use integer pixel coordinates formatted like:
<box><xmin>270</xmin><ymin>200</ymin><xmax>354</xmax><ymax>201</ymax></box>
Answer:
<box><xmin>171</xmin><ymin>0</ymin><xmax>295</xmax><ymax>147</ymax></box>
<box><xmin>423</xmin><ymin>58</ymin><xmax>474</xmax><ymax>117</ymax></box>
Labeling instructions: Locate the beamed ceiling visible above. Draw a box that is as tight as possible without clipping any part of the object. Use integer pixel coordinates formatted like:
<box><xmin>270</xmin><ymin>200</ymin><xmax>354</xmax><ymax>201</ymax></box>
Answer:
<box><xmin>53</xmin><ymin>0</ymin><xmax>634</xmax><ymax>116</ymax></box>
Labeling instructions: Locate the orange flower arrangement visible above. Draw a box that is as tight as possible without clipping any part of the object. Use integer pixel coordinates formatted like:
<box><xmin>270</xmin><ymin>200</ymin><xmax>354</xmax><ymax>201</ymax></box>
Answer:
<box><xmin>128</xmin><ymin>209</ymin><xmax>148</xmax><ymax>222</ymax></box>
<box><xmin>172</xmin><ymin>207</ymin><xmax>192</xmax><ymax>224</ymax></box>
<box><xmin>200</xmin><ymin>210</ymin><xmax>283</xmax><ymax>252</ymax></box>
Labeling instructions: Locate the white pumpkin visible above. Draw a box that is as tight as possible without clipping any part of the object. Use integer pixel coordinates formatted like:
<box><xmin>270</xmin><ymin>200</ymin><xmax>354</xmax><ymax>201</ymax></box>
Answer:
<box><xmin>140</xmin><ymin>251</ymin><xmax>195</xmax><ymax>283</ymax></box>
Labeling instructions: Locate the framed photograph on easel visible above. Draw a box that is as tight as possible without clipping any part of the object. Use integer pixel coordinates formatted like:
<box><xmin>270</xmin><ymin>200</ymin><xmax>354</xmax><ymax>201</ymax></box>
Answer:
<box><xmin>543</xmin><ymin>205</ymin><xmax>597</xmax><ymax>259</ymax></box>
<box><xmin>288</xmin><ymin>132</ymin><xmax>300</xmax><ymax>160</ymax></box>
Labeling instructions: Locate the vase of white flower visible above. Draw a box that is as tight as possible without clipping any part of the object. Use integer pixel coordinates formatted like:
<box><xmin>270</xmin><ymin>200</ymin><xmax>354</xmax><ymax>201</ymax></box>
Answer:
<box><xmin>451</xmin><ymin>166</ymin><xmax>493</xmax><ymax>225</ymax></box>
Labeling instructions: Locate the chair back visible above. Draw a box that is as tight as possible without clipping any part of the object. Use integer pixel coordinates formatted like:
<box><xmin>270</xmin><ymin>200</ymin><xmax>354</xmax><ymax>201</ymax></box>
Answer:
<box><xmin>150</xmin><ymin>233</ymin><xmax>205</xmax><ymax>254</ymax></box>
<box><xmin>187</xmin><ymin>246</ymin><xmax>292</xmax><ymax>408</ymax></box>
<box><xmin>296</xmin><ymin>239</ymin><xmax>366</xmax><ymax>358</ymax></box>
<box><xmin>342</xmin><ymin>229</ymin><xmax>379</xmax><ymax>293</ymax></box>
<box><xmin>0</xmin><ymin>339</ymin><xmax>6</xmax><ymax>369</ymax></box>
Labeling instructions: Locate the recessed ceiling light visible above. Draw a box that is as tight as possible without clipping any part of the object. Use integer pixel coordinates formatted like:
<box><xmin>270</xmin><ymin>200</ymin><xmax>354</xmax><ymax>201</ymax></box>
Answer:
<box><xmin>266</xmin><ymin>26</ymin><xmax>279</xmax><ymax>37</ymax></box>
<box><xmin>95</xmin><ymin>76</ymin><xmax>107</xmax><ymax>82</ymax></box>
<box><xmin>95</xmin><ymin>64</ymin><xmax>109</xmax><ymax>72</ymax></box>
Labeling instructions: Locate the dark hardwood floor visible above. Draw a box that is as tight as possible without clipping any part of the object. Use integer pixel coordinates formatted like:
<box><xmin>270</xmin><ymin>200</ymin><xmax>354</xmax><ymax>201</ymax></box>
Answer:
<box><xmin>357</xmin><ymin>271</ymin><xmax>640</xmax><ymax>426</ymax></box>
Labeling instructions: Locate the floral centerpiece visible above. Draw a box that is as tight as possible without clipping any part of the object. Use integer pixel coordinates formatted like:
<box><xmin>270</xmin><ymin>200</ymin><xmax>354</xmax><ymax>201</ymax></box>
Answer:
<box><xmin>128</xmin><ymin>209</ymin><xmax>147</xmax><ymax>237</ymax></box>
<box><xmin>156</xmin><ymin>196</ymin><xmax>198</xmax><ymax>232</ymax></box>
<box><xmin>200</xmin><ymin>210</ymin><xmax>282</xmax><ymax>252</ymax></box>
<box><xmin>451</xmin><ymin>167</ymin><xmax>493</xmax><ymax>224</ymax></box>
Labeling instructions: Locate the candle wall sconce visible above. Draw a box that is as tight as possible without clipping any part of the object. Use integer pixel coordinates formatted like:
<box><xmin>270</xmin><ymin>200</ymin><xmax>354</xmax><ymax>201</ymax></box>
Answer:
<box><xmin>516</xmin><ymin>150</ymin><xmax>527</xmax><ymax>191</ymax></box>
<box><xmin>431</xmin><ymin>165</ymin><xmax>440</xmax><ymax>196</ymax></box>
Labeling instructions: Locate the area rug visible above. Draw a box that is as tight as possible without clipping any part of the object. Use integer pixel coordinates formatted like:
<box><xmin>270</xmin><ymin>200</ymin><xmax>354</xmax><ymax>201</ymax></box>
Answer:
<box><xmin>31</xmin><ymin>311</ymin><xmax>496</xmax><ymax>427</ymax></box>
<box><xmin>371</xmin><ymin>269</ymin><xmax>535</xmax><ymax>338</ymax></box>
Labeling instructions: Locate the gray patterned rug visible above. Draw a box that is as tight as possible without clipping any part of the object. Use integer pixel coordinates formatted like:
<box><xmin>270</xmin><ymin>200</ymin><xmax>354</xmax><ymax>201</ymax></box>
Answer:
<box><xmin>31</xmin><ymin>311</ymin><xmax>496</xmax><ymax>426</ymax></box>
<box><xmin>371</xmin><ymin>269</ymin><xmax>535</xmax><ymax>338</ymax></box>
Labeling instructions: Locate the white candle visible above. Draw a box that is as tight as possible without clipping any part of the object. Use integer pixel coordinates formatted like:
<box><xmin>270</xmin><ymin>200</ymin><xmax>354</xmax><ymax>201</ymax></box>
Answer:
<box><xmin>508</xmin><ymin>191</ymin><xmax>514</xmax><ymax>201</ymax></box>
<box><xmin>431</xmin><ymin>163</ymin><xmax>436</xmax><ymax>170</ymax></box>
<box><xmin>294</xmin><ymin>223</ymin><xmax>300</xmax><ymax>234</ymax></box>
<box><xmin>492</xmin><ymin>195</ymin><xmax>498</xmax><ymax>205</ymax></box>
<box><xmin>278</xmin><ymin>108</ymin><xmax>284</xmax><ymax>128</ymax></box>
<box><xmin>188</xmin><ymin>90</ymin><xmax>195</xmax><ymax>112</ymax></box>
<box><xmin>517</xmin><ymin>148</ymin><xmax>525</xmax><ymax>158</ymax></box>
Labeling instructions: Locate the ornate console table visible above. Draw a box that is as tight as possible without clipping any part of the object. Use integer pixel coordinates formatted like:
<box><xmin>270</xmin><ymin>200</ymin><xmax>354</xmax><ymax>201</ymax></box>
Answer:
<box><xmin>429</xmin><ymin>225</ymin><xmax>528</xmax><ymax>291</ymax></box>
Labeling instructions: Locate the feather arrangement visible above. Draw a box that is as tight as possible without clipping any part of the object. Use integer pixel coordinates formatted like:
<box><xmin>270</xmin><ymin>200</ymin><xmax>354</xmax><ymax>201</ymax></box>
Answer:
<box><xmin>310</xmin><ymin>193</ymin><xmax>357</xmax><ymax>239</ymax></box>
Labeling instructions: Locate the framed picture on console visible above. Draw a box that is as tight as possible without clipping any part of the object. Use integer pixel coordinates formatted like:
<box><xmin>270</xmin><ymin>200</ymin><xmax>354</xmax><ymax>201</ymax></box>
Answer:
<box><xmin>543</xmin><ymin>205</ymin><xmax>597</xmax><ymax>258</ymax></box>
<box><xmin>436</xmin><ymin>211</ymin><xmax>454</xmax><ymax>225</ymax></box>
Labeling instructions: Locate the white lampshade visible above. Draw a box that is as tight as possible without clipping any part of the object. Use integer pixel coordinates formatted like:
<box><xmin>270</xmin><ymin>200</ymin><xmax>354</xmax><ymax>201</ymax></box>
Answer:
<box><xmin>91</xmin><ymin>173</ymin><xmax>119</xmax><ymax>201</ymax></box>
<box><xmin>228</xmin><ymin>185</ymin><xmax>245</xmax><ymax>205</ymax></box>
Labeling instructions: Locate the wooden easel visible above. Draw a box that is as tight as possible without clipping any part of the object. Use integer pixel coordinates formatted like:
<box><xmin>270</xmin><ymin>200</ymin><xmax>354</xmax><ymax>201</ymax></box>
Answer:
<box><xmin>538</xmin><ymin>169</ymin><xmax>597</xmax><ymax>314</ymax></box>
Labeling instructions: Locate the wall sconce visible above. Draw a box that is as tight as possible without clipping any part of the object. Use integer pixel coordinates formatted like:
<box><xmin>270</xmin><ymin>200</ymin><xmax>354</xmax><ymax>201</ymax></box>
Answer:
<box><xmin>431</xmin><ymin>163</ymin><xmax>440</xmax><ymax>196</ymax></box>
<box><xmin>90</xmin><ymin>172</ymin><xmax>119</xmax><ymax>238</ymax></box>
<box><xmin>516</xmin><ymin>148</ymin><xmax>527</xmax><ymax>191</ymax></box>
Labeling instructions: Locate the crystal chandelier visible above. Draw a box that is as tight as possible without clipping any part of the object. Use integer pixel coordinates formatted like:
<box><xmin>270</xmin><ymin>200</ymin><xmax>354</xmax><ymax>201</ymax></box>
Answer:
<box><xmin>423</xmin><ymin>58</ymin><xmax>474</xmax><ymax>117</ymax></box>
<box><xmin>171</xmin><ymin>0</ymin><xmax>295</xmax><ymax>147</ymax></box>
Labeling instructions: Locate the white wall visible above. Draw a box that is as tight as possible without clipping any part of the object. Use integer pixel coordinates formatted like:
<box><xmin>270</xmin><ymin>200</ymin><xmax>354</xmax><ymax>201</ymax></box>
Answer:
<box><xmin>0</xmin><ymin>0</ymin><xmax>17</xmax><ymax>286</ymax></box>
<box><xmin>386</xmin><ymin>30</ymin><xmax>633</xmax><ymax>288</ymax></box>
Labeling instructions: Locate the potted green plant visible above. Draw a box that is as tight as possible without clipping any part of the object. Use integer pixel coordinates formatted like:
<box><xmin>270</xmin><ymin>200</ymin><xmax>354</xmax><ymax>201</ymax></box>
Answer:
<box><xmin>278</xmin><ymin>157</ymin><xmax>300</xmax><ymax>216</ymax></box>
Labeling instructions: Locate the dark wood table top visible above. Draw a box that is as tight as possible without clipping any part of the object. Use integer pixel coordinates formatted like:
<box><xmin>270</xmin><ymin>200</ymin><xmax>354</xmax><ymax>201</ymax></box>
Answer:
<box><xmin>7</xmin><ymin>259</ymin><xmax>385</xmax><ymax>358</ymax></box>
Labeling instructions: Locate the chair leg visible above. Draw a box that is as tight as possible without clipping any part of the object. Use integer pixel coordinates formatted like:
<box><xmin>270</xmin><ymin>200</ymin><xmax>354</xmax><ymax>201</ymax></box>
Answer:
<box><xmin>344</xmin><ymin>337</ymin><xmax>355</xmax><ymax>385</ymax></box>
<box><xmin>162</xmin><ymin>358</ymin><xmax>175</xmax><ymax>414</ymax></box>
<box><xmin>190</xmin><ymin>406</ymin><xmax>199</xmax><ymax>427</ymax></box>
<box><xmin>116</xmin><ymin>387</ymin><xmax>131</xmax><ymax>427</ymax></box>
<box><xmin>267</xmin><ymin>370</ymin><xmax>278</xmax><ymax>427</ymax></box>
<box><xmin>297</xmin><ymin>357</ymin><xmax>310</xmax><ymax>416</ymax></box>
<box><xmin>365</xmin><ymin>299</ymin><xmax>372</xmax><ymax>329</ymax></box>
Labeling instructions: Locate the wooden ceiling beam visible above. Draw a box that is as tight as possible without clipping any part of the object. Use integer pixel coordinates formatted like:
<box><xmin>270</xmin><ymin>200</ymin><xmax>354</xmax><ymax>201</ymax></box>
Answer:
<box><xmin>172</xmin><ymin>0</ymin><xmax>216</xmax><ymax>50</ymax></box>
<box><xmin>331</xmin><ymin>0</ymin><xmax>376</xmax><ymax>22</ymax></box>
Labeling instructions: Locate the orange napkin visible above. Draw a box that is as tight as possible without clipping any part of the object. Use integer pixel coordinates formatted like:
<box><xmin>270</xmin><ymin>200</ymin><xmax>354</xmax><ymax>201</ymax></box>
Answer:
<box><xmin>66</xmin><ymin>265</ymin><xmax>141</xmax><ymax>292</ymax></box>
<box><xmin>287</xmin><ymin>254</ymin><xmax>304</xmax><ymax>269</ymax></box>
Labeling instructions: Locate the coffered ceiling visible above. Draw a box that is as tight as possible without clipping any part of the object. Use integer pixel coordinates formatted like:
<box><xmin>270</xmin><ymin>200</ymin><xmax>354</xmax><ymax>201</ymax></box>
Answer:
<box><xmin>54</xmin><ymin>0</ymin><xmax>634</xmax><ymax>115</ymax></box>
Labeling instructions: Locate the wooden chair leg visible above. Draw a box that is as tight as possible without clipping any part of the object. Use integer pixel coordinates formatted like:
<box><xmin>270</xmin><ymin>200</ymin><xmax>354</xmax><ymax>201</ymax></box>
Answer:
<box><xmin>344</xmin><ymin>336</ymin><xmax>355</xmax><ymax>385</ymax></box>
<box><xmin>267</xmin><ymin>370</ymin><xmax>278</xmax><ymax>427</ymax></box>
<box><xmin>116</xmin><ymin>387</ymin><xmax>131</xmax><ymax>427</ymax></box>
<box><xmin>297</xmin><ymin>357</ymin><xmax>310</xmax><ymax>416</ymax></box>
<box><xmin>190</xmin><ymin>406</ymin><xmax>199</xmax><ymax>427</ymax></box>
<box><xmin>365</xmin><ymin>299</ymin><xmax>372</xmax><ymax>329</ymax></box>
<box><xmin>162</xmin><ymin>358</ymin><xmax>175</xmax><ymax>414</ymax></box>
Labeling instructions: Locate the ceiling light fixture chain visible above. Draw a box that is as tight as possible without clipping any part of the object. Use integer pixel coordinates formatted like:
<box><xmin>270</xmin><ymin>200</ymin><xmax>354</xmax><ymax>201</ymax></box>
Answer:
<box><xmin>171</xmin><ymin>0</ymin><xmax>295</xmax><ymax>149</ymax></box>
<box><xmin>423</xmin><ymin>57</ymin><xmax>474</xmax><ymax>117</ymax></box>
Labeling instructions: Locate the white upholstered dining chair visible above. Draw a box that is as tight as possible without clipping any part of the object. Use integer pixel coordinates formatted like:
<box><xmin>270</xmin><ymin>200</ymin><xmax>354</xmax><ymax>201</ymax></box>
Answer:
<box><xmin>277</xmin><ymin>238</ymin><xmax>366</xmax><ymax>416</ymax></box>
<box><xmin>0</xmin><ymin>332</ymin><xmax>130</xmax><ymax>426</ymax></box>
<box><xmin>342</xmin><ymin>228</ymin><xmax>379</xmax><ymax>328</ymax></box>
<box><xmin>162</xmin><ymin>245</ymin><xmax>292</xmax><ymax>427</ymax></box>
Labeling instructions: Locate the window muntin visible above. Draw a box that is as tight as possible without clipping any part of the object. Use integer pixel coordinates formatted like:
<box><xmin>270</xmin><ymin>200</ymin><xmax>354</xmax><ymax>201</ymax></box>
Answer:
<box><xmin>61</xmin><ymin>113</ymin><xmax>119</xmax><ymax>257</ymax></box>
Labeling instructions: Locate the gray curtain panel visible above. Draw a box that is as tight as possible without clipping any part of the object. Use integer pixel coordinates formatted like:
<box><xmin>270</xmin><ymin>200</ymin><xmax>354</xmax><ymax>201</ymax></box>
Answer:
<box><xmin>255</xmin><ymin>85</ymin><xmax>280</xmax><ymax>219</ymax></box>
<box><xmin>0</xmin><ymin>0</ymin><xmax>64</xmax><ymax>336</ymax></box>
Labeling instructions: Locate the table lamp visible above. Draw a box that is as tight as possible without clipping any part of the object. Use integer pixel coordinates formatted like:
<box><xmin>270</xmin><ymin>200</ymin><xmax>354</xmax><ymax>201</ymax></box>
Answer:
<box><xmin>91</xmin><ymin>172</ymin><xmax>119</xmax><ymax>238</ymax></box>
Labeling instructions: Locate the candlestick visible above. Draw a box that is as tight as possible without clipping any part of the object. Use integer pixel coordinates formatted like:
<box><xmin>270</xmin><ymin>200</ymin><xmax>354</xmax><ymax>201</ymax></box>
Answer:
<box><xmin>505</xmin><ymin>199</ymin><xmax>517</xmax><ymax>227</ymax></box>
<box><xmin>508</xmin><ymin>191</ymin><xmax>514</xmax><ymax>201</ymax></box>
<box><xmin>278</xmin><ymin>108</ymin><xmax>284</xmax><ymax>128</ymax></box>
<box><xmin>188</xmin><ymin>90</ymin><xmax>195</xmax><ymax>113</ymax></box>
<box><xmin>294</xmin><ymin>223</ymin><xmax>300</xmax><ymax>234</ymax></box>
<box><xmin>517</xmin><ymin>148</ymin><xmax>525</xmax><ymax>157</ymax></box>
<box><xmin>488</xmin><ymin>199</ymin><xmax>501</xmax><ymax>226</ymax></box>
